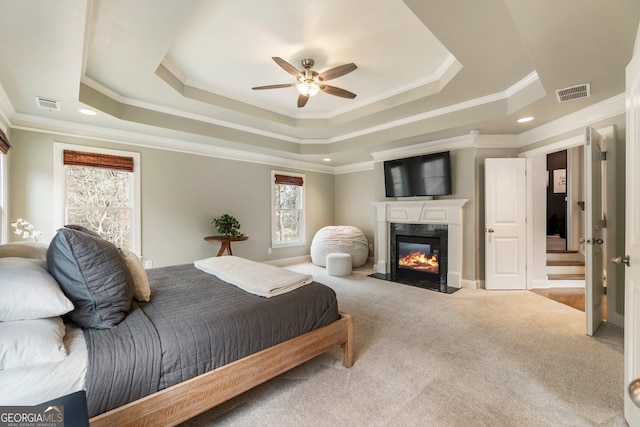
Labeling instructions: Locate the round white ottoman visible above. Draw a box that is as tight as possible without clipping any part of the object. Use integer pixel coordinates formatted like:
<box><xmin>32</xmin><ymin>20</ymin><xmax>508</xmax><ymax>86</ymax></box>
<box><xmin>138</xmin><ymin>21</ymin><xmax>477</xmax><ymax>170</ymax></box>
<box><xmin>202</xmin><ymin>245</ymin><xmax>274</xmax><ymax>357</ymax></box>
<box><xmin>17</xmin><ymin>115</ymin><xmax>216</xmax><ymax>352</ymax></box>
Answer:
<box><xmin>326</xmin><ymin>253</ymin><xmax>352</xmax><ymax>276</ymax></box>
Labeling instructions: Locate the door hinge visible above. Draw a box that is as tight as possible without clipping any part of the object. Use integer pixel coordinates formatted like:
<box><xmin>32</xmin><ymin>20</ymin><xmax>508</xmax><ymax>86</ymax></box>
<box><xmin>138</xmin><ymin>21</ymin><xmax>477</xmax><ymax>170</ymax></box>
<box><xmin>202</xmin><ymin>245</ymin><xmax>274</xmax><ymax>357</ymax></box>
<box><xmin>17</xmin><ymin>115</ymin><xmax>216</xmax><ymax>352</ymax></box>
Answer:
<box><xmin>601</xmin><ymin>151</ymin><xmax>607</xmax><ymax>161</ymax></box>
<box><xmin>602</xmin><ymin>219</ymin><xmax>607</xmax><ymax>228</ymax></box>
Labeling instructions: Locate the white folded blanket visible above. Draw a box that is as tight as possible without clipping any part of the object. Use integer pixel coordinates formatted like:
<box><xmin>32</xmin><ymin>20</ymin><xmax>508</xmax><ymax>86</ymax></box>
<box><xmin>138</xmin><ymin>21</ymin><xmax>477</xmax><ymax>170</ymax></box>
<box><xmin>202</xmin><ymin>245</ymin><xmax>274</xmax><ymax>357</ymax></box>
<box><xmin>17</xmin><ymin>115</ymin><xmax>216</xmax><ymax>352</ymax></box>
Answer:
<box><xmin>194</xmin><ymin>256</ymin><xmax>313</xmax><ymax>298</ymax></box>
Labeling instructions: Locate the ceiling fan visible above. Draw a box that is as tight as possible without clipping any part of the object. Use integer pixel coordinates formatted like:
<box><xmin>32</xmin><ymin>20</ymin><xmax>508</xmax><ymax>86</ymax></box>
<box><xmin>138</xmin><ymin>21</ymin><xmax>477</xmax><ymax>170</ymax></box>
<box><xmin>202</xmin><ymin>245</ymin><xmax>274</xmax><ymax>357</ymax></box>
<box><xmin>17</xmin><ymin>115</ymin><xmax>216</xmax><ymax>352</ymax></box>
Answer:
<box><xmin>252</xmin><ymin>57</ymin><xmax>357</xmax><ymax>108</ymax></box>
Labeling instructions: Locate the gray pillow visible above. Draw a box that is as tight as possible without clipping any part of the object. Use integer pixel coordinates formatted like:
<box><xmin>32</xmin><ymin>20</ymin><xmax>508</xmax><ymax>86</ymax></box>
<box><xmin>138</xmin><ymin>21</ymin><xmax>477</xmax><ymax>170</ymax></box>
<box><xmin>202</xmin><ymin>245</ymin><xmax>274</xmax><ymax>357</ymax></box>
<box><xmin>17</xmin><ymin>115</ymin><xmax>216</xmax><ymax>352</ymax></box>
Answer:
<box><xmin>64</xmin><ymin>224</ymin><xmax>101</xmax><ymax>238</ymax></box>
<box><xmin>46</xmin><ymin>228</ymin><xmax>134</xmax><ymax>329</ymax></box>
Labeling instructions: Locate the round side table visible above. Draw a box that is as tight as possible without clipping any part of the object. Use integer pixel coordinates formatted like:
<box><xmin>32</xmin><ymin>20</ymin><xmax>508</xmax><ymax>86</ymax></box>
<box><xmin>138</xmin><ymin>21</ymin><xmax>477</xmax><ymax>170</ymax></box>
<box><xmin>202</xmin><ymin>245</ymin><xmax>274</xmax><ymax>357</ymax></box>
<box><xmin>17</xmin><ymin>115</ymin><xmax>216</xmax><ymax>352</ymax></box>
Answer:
<box><xmin>204</xmin><ymin>235</ymin><xmax>249</xmax><ymax>256</ymax></box>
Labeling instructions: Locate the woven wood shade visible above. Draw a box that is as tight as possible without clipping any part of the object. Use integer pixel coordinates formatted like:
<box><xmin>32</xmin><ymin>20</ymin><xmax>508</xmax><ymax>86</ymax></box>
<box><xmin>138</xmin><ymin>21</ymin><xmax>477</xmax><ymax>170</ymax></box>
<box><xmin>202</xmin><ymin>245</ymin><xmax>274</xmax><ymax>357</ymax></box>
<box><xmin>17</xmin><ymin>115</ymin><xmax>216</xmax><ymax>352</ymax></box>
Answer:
<box><xmin>274</xmin><ymin>174</ymin><xmax>303</xmax><ymax>186</ymax></box>
<box><xmin>0</xmin><ymin>128</ymin><xmax>11</xmax><ymax>154</ymax></box>
<box><xmin>63</xmin><ymin>150</ymin><xmax>134</xmax><ymax>172</ymax></box>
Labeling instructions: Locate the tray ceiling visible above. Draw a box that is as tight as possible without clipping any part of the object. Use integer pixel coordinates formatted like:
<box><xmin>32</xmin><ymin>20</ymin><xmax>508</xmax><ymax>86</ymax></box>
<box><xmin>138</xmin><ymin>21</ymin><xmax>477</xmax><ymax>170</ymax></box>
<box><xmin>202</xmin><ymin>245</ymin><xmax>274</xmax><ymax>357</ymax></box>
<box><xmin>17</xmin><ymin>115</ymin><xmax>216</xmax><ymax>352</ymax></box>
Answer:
<box><xmin>0</xmin><ymin>0</ymin><xmax>638</xmax><ymax>167</ymax></box>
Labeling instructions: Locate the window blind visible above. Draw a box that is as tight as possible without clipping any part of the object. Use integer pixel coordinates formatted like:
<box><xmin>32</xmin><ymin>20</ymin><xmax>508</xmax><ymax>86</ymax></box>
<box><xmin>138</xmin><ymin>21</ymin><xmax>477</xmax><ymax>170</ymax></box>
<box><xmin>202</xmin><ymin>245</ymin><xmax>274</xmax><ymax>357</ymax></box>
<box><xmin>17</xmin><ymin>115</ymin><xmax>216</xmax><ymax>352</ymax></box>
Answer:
<box><xmin>274</xmin><ymin>174</ymin><xmax>303</xmax><ymax>186</ymax></box>
<box><xmin>0</xmin><ymin>128</ymin><xmax>11</xmax><ymax>155</ymax></box>
<box><xmin>63</xmin><ymin>150</ymin><xmax>134</xmax><ymax>172</ymax></box>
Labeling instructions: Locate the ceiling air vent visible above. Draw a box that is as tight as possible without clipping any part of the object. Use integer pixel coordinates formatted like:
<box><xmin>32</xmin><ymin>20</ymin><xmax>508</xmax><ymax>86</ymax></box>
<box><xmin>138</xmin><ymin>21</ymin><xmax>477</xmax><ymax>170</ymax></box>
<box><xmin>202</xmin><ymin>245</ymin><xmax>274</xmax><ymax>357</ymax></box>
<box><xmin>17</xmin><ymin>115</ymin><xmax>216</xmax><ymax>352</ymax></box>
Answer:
<box><xmin>555</xmin><ymin>83</ymin><xmax>590</xmax><ymax>103</ymax></box>
<box><xmin>35</xmin><ymin>96</ymin><xmax>61</xmax><ymax>111</ymax></box>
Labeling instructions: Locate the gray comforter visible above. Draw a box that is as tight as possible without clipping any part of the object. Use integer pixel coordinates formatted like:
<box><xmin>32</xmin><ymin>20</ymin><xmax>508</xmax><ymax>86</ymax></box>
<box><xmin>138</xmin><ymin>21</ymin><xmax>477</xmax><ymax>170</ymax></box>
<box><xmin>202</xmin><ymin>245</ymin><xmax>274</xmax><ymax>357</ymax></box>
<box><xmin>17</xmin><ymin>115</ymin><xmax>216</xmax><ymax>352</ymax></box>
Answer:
<box><xmin>83</xmin><ymin>264</ymin><xmax>339</xmax><ymax>417</ymax></box>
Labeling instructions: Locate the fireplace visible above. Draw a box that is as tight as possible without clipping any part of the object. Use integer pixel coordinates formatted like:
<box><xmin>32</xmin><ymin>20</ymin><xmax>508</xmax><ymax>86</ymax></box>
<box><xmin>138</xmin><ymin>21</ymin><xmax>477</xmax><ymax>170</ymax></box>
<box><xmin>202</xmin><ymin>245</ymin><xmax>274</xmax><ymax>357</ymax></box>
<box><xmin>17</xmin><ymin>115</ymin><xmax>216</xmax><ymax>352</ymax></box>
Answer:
<box><xmin>372</xmin><ymin>199</ymin><xmax>469</xmax><ymax>290</ymax></box>
<box><xmin>387</xmin><ymin>222</ymin><xmax>449</xmax><ymax>291</ymax></box>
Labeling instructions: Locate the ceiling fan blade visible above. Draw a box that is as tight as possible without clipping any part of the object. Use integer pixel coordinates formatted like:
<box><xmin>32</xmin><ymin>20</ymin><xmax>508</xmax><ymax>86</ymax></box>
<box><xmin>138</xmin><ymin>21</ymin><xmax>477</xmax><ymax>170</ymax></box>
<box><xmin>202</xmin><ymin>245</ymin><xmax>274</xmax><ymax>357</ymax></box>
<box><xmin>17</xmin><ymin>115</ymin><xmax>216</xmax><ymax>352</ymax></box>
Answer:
<box><xmin>297</xmin><ymin>94</ymin><xmax>309</xmax><ymax>108</ymax></box>
<box><xmin>320</xmin><ymin>85</ymin><xmax>357</xmax><ymax>99</ymax></box>
<box><xmin>319</xmin><ymin>63</ymin><xmax>357</xmax><ymax>81</ymax></box>
<box><xmin>252</xmin><ymin>83</ymin><xmax>294</xmax><ymax>90</ymax></box>
<box><xmin>272</xmin><ymin>57</ymin><xmax>302</xmax><ymax>78</ymax></box>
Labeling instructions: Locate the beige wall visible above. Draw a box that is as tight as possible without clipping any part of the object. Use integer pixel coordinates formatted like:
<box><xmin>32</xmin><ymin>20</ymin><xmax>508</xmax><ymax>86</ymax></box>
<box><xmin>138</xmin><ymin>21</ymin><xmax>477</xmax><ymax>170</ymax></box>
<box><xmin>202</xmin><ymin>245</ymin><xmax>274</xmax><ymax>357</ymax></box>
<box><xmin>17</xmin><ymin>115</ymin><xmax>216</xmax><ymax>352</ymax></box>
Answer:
<box><xmin>364</xmin><ymin>148</ymin><xmax>478</xmax><ymax>281</ymax></box>
<box><xmin>8</xmin><ymin>129</ymin><xmax>335</xmax><ymax>267</ymax></box>
<box><xmin>9</xmin><ymin>127</ymin><xmax>601</xmax><ymax>287</ymax></box>
<box><xmin>334</xmin><ymin>169</ymin><xmax>376</xmax><ymax>255</ymax></box>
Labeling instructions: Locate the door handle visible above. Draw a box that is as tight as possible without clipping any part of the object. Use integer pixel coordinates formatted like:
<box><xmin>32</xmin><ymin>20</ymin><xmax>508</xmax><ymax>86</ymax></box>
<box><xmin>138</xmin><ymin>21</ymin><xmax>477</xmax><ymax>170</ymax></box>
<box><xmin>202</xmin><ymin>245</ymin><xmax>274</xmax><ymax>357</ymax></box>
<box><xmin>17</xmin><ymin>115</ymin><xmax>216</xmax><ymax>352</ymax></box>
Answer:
<box><xmin>579</xmin><ymin>237</ymin><xmax>585</xmax><ymax>243</ymax></box>
<box><xmin>630</xmin><ymin>379</ymin><xmax>640</xmax><ymax>408</ymax></box>
<box><xmin>612</xmin><ymin>255</ymin><xmax>631</xmax><ymax>267</ymax></box>
<box><xmin>484</xmin><ymin>228</ymin><xmax>494</xmax><ymax>233</ymax></box>
<box><xmin>583</xmin><ymin>238</ymin><xmax>603</xmax><ymax>245</ymax></box>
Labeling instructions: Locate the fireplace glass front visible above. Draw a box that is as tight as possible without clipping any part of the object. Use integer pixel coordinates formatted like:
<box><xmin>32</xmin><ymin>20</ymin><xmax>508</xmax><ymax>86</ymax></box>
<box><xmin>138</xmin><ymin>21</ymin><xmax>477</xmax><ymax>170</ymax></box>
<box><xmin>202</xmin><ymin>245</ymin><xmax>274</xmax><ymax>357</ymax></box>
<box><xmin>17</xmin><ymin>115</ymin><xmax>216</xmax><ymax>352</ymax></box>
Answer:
<box><xmin>395</xmin><ymin>235</ymin><xmax>440</xmax><ymax>283</ymax></box>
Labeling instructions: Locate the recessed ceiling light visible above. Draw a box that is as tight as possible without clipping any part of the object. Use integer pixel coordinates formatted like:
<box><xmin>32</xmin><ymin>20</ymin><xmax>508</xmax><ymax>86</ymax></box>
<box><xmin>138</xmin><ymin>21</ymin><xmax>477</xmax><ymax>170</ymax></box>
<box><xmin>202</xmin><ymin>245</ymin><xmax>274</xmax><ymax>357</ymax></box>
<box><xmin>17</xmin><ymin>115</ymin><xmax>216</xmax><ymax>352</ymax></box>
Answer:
<box><xmin>323</xmin><ymin>158</ymin><xmax>331</xmax><ymax>162</ymax></box>
<box><xmin>79</xmin><ymin>109</ymin><xmax>97</xmax><ymax>116</ymax></box>
<box><xmin>517</xmin><ymin>116</ymin><xmax>534</xmax><ymax>123</ymax></box>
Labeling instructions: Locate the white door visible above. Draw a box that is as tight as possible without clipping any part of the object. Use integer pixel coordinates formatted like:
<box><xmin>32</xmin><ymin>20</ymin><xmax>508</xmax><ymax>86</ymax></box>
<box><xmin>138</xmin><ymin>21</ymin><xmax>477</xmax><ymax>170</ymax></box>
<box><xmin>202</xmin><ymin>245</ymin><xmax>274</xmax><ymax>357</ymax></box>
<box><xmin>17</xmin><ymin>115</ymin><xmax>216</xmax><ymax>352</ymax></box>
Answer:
<box><xmin>624</xmin><ymin>32</ymin><xmax>640</xmax><ymax>425</ymax></box>
<box><xmin>584</xmin><ymin>127</ymin><xmax>604</xmax><ymax>336</ymax></box>
<box><xmin>485</xmin><ymin>158</ymin><xmax>527</xmax><ymax>290</ymax></box>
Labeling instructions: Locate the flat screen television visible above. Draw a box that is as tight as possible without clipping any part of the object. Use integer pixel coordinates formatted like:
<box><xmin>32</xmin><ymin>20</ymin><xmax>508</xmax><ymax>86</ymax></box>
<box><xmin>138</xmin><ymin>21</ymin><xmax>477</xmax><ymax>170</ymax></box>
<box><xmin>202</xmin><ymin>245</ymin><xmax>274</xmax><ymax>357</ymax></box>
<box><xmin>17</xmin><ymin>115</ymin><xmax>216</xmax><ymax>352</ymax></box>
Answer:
<box><xmin>383</xmin><ymin>151</ymin><xmax>452</xmax><ymax>197</ymax></box>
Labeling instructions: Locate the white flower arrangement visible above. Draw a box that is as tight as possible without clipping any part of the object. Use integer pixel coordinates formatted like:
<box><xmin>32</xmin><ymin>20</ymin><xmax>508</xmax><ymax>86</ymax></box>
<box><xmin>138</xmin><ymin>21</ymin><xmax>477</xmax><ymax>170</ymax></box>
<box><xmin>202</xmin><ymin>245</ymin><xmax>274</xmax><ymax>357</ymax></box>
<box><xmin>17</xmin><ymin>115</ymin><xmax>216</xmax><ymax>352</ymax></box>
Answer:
<box><xmin>10</xmin><ymin>218</ymin><xmax>41</xmax><ymax>242</ymax></box>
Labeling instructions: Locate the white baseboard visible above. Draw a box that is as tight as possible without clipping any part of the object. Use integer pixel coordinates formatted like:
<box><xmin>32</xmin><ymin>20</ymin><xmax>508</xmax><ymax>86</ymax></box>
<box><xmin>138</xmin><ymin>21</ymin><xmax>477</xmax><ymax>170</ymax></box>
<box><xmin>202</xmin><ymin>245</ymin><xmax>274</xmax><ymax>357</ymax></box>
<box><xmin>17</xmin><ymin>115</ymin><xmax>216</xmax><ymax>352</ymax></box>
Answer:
<box><xmin>263</xmin><ymin>255</ymin><xmax>311</xmax><ymax>267</ymax></box>
<box><xmin>461</xmin><ymin>279</ymin><xmax>481</xmax><ymax>289</ymax></box>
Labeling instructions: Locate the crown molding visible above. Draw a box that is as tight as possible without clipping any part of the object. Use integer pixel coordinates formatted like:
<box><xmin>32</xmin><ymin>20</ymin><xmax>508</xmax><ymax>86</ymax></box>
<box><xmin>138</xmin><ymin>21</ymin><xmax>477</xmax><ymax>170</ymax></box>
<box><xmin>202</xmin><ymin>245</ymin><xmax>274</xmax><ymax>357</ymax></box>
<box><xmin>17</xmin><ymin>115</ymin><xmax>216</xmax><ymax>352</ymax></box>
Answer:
<box><xmin>517</xmin><ymin>93</ymin><xmax>625</xmax><ymax>147</ymax></box>
<box><xmin>519</xmin><ymin>125</ymin><xmax>616</xmax><ymax>158</ymax></box>
<box><xmin>1</xmin><ymin>65</ymin><xmax>626</xmax><ymax>176</ymax></box>
<box><xmin>0</xmin><ymin>83</ymin><xmax>15</xmax><ymax>133</ymax></box>
<box><xmin>371</xmin><ymin>134</ymin><xmax>477</xmax><ymax>161</ymax></box>
<box><xmin>9</xmin><ymin>113</ymin><xmax>335</xmax><ymax>174</ymax></box>
<box><xmin>84</xmin><ymin>63</ymin><xmax>542</xmax><ymax>147</ymax></box>
<box><xmin>334</xmin><ymin>161</ymin><xmax>375</xmax><ymax>174</ymax></box>
<box><xmin>81</xmin><ymin>78</ymin><xmax>301</xmax><ymax>144</ymax></box>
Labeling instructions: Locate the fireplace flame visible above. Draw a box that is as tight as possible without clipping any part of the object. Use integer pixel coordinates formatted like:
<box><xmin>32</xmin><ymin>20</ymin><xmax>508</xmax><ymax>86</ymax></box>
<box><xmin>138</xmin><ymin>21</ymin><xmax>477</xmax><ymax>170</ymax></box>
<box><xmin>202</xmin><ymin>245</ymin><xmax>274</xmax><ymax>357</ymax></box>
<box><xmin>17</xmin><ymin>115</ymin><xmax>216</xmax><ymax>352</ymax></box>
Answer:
<box><xmin>399</xmin><ymin>251</ymin><xmax>439</xmax><ymax>273</ymax></box>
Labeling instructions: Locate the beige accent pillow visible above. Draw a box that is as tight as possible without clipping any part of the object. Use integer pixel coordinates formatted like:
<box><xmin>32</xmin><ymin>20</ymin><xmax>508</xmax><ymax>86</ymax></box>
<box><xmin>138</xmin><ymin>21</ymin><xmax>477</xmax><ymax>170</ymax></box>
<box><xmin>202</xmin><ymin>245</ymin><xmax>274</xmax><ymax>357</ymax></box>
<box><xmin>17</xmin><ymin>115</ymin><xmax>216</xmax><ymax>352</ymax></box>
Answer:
<box><xmin>0</xmin><ymin>242</ymin><xmax>48</xmax><ymax>261</ymax></box>
<box><xmin>119</xmin><ymin>249</ymin><xmax>151</xmax><ymax>302</ymax></box>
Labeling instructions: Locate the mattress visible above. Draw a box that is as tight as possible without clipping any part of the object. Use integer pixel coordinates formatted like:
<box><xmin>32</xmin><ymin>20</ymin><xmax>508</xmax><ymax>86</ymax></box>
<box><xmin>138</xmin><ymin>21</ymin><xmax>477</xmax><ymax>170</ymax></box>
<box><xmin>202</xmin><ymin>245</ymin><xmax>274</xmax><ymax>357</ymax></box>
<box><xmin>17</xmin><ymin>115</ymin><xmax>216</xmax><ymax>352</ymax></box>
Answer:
<box><xmin>0</xmin><ymin>325</ymin><xmax>87</xmax><ymax>405</ymax></box>
<box><xmin>84</xmin><ymin>263</ymin><xmax>339</xmax><ymax>417</ymax></box>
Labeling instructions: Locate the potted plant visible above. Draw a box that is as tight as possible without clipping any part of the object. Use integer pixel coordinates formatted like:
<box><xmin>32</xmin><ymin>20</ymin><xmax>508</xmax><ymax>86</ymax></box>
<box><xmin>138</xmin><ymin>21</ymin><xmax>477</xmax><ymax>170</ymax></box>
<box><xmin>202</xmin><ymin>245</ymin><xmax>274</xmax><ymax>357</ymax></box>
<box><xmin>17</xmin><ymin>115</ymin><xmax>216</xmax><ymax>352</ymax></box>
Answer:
<box><xmin>211</xmin><ymin>214</ymin><xmax>243</xmax><ymax>237</ymax></box>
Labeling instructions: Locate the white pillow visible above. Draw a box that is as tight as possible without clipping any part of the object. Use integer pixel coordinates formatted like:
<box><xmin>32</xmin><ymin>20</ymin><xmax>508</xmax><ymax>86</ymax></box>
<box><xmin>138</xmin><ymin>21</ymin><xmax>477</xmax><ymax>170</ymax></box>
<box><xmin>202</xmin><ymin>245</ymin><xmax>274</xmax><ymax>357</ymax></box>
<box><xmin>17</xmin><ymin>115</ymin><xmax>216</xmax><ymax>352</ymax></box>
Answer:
<box><xmin>0</xmin><ymin>242</ymin><xmax>48</xmax><ymax>261</ymax></box>
<box><xmin>0</xmin><ymin>257</ymin><xmax>74</xmax><ymax>321</ymax></box>
<box><xmin>119</xmin><ymin>249</ymin><xmax>151</xmax><ymax>302</ymax></box>
<box><xmin>0</xmin><ymin>317</ymin><xmax>67</xmax><ymax>370</ymax></box>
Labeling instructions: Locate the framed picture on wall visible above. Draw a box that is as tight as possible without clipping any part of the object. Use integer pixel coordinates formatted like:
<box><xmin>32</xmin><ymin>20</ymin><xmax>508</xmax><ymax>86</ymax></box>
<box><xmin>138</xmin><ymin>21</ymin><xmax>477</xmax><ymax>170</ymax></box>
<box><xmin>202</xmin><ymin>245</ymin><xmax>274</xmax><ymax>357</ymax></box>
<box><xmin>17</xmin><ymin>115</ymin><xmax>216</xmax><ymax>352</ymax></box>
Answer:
<box><xmin>553</xmin><ymin>169</ymin><xmax>566</xmax><ymax>193</ymax></box>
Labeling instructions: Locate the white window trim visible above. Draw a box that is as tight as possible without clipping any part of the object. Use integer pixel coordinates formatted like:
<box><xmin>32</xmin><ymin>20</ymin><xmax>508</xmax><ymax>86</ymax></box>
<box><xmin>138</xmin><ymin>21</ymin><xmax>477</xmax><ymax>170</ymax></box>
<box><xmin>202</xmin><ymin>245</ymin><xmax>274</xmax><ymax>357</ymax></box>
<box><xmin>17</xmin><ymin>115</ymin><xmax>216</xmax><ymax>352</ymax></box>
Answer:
<box><xmin>0</xmin><ymin>154</ymin><xmax>7</xmax><ymax>244</ymax></box>
<box><xmin>53</xmin><ymin>143</ymin><xmax>141</xmax><ymax>256</ymax></box>
<box><xmin>271</xmin><ymin>170</ymin><xmax>306</xmax><ymax>248</ymax></box>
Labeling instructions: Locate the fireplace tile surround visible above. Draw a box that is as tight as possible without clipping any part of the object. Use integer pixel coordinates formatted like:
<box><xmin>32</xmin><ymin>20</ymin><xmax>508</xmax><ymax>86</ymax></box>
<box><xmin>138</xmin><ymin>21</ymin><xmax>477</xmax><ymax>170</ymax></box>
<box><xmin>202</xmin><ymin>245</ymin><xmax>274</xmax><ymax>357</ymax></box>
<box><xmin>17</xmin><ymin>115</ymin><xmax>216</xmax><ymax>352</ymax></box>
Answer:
<box><xmin>373</xmin><ymin>199</ymin><xmax>468</xmax><ymax>289</ymax></box>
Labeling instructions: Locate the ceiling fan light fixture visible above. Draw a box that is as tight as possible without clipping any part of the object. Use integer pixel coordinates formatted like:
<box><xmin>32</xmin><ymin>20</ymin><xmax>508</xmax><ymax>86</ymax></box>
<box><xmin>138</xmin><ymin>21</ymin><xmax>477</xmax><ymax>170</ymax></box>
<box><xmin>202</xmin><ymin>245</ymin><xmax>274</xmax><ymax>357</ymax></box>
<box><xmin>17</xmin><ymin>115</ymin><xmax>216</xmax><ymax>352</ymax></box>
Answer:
<box><xmin>296</xmin><ymin>79</ymin><xmax>321</xmax><ymax>96</ymax></box>
<box><xmin>252</xmin><ymin>57</ymin><xmax>357</xmax><ymax>107</ymax></box>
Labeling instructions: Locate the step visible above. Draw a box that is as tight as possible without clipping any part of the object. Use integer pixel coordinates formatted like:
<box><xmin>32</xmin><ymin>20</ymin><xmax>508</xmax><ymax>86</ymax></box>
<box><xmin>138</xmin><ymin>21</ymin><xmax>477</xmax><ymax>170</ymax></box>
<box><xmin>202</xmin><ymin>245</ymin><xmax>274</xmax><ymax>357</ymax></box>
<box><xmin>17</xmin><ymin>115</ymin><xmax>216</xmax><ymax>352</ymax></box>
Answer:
<box><xmin>546</xmin><ymin>273</ymin><xmax>586</xmax><ymax>287</ymax></box>
<box><xmin>546</xmin><ymin>250</ymin><xmax>583</xmax><ymax>262</ymax></box>
<box><xmin>547</xmin><ymin>260</ymin><xmax>585</xmax><ymax>267</ymax></box>
<box><xmin>548</xmin><ymin>273</ymin><xmax>585</xmax><ymax>281</ymax></box>
<box><xmin>546</xmin><ymin>260</ymin><xmax>585</xmax><ymax>275</ymax></box>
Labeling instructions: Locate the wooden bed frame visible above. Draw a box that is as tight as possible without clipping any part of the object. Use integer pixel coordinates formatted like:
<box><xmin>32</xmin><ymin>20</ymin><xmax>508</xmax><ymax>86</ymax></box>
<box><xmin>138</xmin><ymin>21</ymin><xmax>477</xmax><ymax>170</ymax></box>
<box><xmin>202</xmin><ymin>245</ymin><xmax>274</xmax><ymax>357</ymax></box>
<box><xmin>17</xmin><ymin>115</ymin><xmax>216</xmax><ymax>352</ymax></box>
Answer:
<box><xmin>89</xmin><ymin>311</ymin><xmax>354</xmax><ymax>426</ymax></box>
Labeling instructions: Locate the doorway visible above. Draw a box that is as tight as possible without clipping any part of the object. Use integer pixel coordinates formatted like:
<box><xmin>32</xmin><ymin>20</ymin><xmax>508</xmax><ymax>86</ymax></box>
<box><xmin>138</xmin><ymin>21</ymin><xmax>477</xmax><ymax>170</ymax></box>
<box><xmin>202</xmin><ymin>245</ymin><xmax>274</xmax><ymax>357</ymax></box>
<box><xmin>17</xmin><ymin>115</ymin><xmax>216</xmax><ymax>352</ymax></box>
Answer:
<box><xmin>547</xmin><ymin>150</ymin><xmax>567</xmax><ymax>251</ymax></box>
<box><xmin>528</xmin><ymin>129</ymin><xmax>622</xmax><ymax>329</ymax></box>
<box><xmin>544</xmin><ymin>148</ymin><xmax>586</xmax><ymax>284</ymax></box>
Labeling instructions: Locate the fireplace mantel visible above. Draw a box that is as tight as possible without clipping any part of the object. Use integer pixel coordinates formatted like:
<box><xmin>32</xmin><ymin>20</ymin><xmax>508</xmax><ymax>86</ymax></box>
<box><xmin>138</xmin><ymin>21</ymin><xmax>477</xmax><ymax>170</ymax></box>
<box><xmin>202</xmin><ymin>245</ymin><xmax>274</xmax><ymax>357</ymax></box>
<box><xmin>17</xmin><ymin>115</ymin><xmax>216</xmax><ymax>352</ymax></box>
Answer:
<box><xmin>373</xmin><ymin>199</ymin><xmax>469</xmax><ymax>288</ymax></box>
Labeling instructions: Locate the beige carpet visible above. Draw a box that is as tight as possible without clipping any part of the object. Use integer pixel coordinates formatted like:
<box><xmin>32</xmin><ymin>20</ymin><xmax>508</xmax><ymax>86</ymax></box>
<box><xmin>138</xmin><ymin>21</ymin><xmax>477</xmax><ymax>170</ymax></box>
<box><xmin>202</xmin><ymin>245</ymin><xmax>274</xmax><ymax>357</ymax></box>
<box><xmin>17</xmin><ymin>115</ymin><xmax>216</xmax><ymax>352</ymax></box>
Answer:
<box><xmin>181</xmin><ymin>262</ymin><xmax>625</xmax><ymax>427</ymax></box>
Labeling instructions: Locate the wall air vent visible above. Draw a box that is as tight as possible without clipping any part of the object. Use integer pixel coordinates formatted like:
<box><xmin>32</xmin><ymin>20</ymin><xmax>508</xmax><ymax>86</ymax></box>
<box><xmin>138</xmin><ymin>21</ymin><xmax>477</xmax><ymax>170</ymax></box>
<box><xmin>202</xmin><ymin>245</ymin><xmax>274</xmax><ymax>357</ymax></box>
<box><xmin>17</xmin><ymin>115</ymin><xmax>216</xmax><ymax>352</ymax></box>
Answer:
<box><xmin>35</xmin><ymin>96</ymin><xmax>61</xmax><ymax>111</ymax></box>
<box><xmin>555</xmin><ymin>83</ymin><xmax>590</xmax><ymax>103</ymax></box>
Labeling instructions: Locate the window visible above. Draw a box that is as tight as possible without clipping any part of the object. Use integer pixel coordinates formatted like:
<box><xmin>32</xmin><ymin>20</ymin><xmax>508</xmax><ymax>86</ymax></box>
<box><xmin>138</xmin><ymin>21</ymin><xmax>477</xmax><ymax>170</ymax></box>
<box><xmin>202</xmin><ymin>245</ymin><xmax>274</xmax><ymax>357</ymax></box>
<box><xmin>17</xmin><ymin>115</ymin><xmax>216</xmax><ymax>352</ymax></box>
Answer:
<box><xmin>271</xmin><ymin>171</ymin><xmax>305</xmax><ymax>247</ymax></box>
<box><xmin>54</xmin><ymin>143</ymin><xmax>141</xmax><ymax>254</ymax></box>
<box><xmin>0</xmin><ymin>128</ymin><xmax>9</xmax><ymax>244</ymax></box>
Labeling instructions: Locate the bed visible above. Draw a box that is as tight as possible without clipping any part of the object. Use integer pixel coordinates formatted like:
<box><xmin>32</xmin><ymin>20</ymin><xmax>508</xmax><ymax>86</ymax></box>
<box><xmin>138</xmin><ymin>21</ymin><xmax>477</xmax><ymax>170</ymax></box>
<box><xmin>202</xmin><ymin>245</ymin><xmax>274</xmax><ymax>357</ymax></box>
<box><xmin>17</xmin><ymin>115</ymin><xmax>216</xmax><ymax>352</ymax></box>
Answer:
<box><xmin>0</xmin><ymin>228</ymin><xmax>354</xmax><ymax>426</ymax></box>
